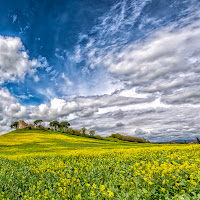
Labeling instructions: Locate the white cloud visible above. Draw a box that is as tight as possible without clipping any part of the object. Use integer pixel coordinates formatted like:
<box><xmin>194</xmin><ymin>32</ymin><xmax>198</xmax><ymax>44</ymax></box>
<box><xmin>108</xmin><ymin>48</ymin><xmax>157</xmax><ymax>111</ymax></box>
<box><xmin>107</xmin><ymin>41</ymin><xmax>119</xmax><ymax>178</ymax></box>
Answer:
<box><xmin>28</xmin><ymin>90</ymin><xmax>153</xmax><ymax>121</ymax></box>
<box><xmin>76</xmin><ymin>107</ymin><xmax>98</xmax><ymax>117</ymax></box>
<box><xmin>0</xmin><ymin>35</ymin><xmax>47</xmax><ymax>84</ymax></box>
<box><xmin>0</xmin><ymin>88</ymin><xmax>27</xmax><ymax>134</ymax></box>
<box><xmin>61</xmin><ymin>73</ymin><xmax>73</xmax><ymax>86</ymax></box>
<box><xmin>30</xmin><ymin>98</ymin><xmax>79</xmax><ymax>121</ymax></box>
<box><xmin>0</xmin><ymin>87</ymin><xmax>200</xmax><ymax>141</ymax></box>
<box><xmin>71</xmin><ymin>0</ymin><xmax>200</xmax><ymax>106</ymax></box>
<box><xmin>5</xmin><ymin>103</ymin><xmax>27</xmax><ymax>118</ymax></box>
<box><xmin>104</xmin><ymin>19</ymin><xmax>200</xmax><ymax>86</ymax></box>
<box><xmin>12</xmin><ymin>14</ymin><xmax>17</xmax><ymax>23</ymax></box>
<box><xmin>69</xmin><ymin>106</ymin><xmax>200</xmax><ymax>142</ymax></box>
<box><xmin>161</xmin><ymin>87</ymin><xmax>200</xmax><ymax>105</ymax></box>
<box><xmin>0</xmin><ymin>87</ymin><xmax>15</xmax><ymax>103</ymax></box>
<box><xmin>33</xmin><ymin>75</ymin><xmax>40</xmax><ymax>82</ymax></box>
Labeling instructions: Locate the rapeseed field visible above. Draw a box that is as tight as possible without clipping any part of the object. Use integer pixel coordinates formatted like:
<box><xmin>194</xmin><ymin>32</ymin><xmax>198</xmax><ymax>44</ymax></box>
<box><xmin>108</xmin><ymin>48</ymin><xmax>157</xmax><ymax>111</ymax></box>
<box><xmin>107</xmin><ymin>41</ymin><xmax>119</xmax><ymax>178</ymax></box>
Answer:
<box><xmin>0</xmin><ymin>130</ymin><xmax>200</xmax><ymax>199</ymax></box>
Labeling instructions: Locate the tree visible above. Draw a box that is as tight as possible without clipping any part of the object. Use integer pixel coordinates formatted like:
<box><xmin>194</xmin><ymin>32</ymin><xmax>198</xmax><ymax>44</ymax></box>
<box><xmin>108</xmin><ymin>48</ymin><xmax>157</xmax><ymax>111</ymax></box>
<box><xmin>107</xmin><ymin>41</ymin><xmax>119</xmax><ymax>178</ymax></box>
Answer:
<box><xmin>81</xmin><ymin>127</ymin><xmax>87</xmax><ymax>136</ymax></box>
<box><xmin>49</xmin><ymin>121</ymin><xmax>60</xmax><ymax>131</ymax></box>
<box><xmin>197</xmin><ymin>137</ymin><xmax>200</xmax><ymax>144</ymax></box>
<box><xmin>34</xmin><ymin>119</ymin><xmax>43</xmax><ymax>127</ymax></box>
<box><xmin>60</xmin><ymin>122</ymin><xmax>70</xmax><ymax>132</ymax></box>
<box><xmin>89</xmin><ymin>130</ymin><xmax>95</xmax><ymax>136</ymax></box>
<box><xmin>10</xmin><ymin>122</ymin><xmax>18</xmax><ymax>129</ymax></box>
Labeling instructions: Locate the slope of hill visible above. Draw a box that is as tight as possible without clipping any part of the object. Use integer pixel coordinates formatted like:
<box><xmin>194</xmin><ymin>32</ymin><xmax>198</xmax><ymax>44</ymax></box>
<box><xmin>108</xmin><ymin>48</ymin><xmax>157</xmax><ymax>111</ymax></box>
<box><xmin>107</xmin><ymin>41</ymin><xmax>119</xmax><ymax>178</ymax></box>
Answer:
<box><xmin>0</xmin><ymin>129</ymin><xmax>153</xmax><ymax>158</ymax></box>
<box><xmin>0</xmin><ymin>129</ymin><xmax>200</xmax><ymax>199</ymax></box>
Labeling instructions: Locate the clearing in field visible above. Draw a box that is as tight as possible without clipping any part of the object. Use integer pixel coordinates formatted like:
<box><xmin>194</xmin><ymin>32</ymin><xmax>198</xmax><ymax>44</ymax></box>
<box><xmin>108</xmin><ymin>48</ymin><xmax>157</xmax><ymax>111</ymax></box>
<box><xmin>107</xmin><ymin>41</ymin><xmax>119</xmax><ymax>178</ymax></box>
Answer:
<box><xmin>0</xmin><ymin>130</ymin><xmax>200</xmax><ymax>199</ymax></box>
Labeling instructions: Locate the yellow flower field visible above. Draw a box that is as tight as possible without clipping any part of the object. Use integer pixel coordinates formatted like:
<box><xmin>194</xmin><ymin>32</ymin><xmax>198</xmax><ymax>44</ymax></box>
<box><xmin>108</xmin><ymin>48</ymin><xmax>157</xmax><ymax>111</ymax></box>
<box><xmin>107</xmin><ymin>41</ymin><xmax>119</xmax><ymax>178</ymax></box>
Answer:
<box><xmin>0</xmin><ymin>130</ymin><xmax>200</xmax><ymax>199</ymax></box>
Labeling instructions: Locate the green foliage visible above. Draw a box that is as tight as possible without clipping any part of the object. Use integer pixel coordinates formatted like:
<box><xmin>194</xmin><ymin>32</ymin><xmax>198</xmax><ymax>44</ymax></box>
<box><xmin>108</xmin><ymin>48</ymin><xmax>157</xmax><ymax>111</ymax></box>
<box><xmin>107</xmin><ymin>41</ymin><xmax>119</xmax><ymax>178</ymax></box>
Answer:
<box><xmin>10</xmin><ymin>121</ymin><xmax>18</xmax><ymax>129</ymax></box>
<box><xmin>72</xmin><ymin>129</ymin><xmax>81</xmax><ymax>136</ymax></box>
<box><xmin>60</xmin><ymin>121</ymin><xmax>70</xmax><ymax>128</ymax></box>
<box><xmin>89</xmin><ymin>130</ymin><xmax>95</xmax><ymax>136</ymax></box>
<box><xmin>34</xmin><ymin>119</ymin><xmax>43</xmax><ymax>126</ymax></box>
<box><xmin>110</xmin><ymin>133</ymin><xmax>148</xmax><ymax>143</ymax></box>
<box><xmin>81</xmin><ymin>127</ymin><xmax>87</xmax><ymax>135</ymax></box>
<box><xmin>60</xmin><ymin>121</ymin><xmax>70</xmax><ymax>132</ymax></box>
<box><xmin>49</xmin><ymin>121</ymin><xmax>60</xmax><ymax>131</ymax></box>
<box><xmin>197</xmin><ymin>137</ymin><xmax>200</xmax><ymax>144</ymax></box>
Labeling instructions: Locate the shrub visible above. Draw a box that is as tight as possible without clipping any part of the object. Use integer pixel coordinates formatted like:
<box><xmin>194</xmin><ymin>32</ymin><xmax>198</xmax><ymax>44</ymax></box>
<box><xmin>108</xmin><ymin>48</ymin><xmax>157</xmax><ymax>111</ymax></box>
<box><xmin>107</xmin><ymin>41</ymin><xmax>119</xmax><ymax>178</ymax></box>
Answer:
<box><xmin>110</xmin><ymin>133</ymin><xmax>147</xmax><ymax>143</ymax></box>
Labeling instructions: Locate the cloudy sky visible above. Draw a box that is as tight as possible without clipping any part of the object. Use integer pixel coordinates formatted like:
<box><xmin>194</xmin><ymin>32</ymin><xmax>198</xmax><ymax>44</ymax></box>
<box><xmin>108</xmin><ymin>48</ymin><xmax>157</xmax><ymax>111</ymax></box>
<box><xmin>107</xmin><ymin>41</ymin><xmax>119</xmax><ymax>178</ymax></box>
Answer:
<box><xmin>0</xmin><ymin>0</ymin><xmax>200</xmax><ymax>141</ymax></box>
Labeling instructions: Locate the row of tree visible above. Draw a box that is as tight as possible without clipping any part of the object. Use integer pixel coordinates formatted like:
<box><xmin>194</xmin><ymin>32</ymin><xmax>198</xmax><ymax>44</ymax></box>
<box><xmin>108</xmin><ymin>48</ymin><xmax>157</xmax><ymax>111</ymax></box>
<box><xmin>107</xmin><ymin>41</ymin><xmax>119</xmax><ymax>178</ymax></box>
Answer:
<box><xmin>11</xmin><ymin>119</ymin><xmax>97</xmax><ymax>137</ymax></box>
<box><xmin>49</xmin><ymin>121</ymin><xmax>70</xmax><ymax>132</ymax></box>
<box><xmin>10</xmin><ymin>120</ymin><xmax>71</xmax><ymax>130</ymax></box>
<box><xmin>49</xmin><ymin>121</ymin><xmax>95</xmax><ymax>136</ymax></box>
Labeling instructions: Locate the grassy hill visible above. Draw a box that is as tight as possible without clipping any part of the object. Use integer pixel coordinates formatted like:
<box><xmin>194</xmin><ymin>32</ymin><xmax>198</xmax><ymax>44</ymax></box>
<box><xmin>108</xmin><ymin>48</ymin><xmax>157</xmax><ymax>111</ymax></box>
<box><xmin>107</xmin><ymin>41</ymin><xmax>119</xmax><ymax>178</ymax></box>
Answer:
<box><xmin>0</xmin><ymin>129</ymin><xmax>200</xmax><ymax>199</ymax></box>
<box><xmin>0</xmin><ymin>129</ymin><xmax>153</xmax><ymax>158</ymax></box>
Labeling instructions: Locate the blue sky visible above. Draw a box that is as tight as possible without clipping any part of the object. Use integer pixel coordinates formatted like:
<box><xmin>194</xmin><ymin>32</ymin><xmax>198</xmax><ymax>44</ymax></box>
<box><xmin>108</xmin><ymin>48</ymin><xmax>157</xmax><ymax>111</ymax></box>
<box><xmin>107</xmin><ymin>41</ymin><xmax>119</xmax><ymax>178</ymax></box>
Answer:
<box><xmin>1</xmin><ymin>0</ymin><xmax>200</xmax><ymax>141</ymax></box>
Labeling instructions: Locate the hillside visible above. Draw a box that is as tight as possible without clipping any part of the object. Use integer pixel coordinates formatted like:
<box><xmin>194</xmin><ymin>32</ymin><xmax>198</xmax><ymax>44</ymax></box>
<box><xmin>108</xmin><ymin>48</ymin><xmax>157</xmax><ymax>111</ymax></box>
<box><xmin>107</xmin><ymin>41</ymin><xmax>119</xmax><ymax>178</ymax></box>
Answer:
<box><xmin>0</xmin><ymin>129</ymin><xmax>153</xmax><ymax>158</ymax></box>
<box><xmin>0</xmin><ymin>129</ymin><xmax>200</xmax><ymax>199</ymax></box>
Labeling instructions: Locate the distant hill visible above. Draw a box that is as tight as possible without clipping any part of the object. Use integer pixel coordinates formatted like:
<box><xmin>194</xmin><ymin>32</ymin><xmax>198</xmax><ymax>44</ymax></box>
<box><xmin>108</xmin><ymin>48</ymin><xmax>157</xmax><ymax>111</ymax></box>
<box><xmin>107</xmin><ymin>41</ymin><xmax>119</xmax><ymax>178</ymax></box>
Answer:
<box><xmin>156</xmin><ymin>139</ymin><xmax>196</xmax><ymax>144</ymax></box>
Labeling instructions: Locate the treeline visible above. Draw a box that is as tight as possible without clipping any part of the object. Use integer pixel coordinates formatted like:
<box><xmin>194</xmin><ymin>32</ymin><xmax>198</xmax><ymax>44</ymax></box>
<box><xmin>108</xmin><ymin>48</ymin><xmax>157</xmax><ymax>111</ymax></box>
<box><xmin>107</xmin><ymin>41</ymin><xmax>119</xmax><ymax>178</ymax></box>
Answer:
<box><xmin>110</xmin><ymin>133</ymin><xmax>149</xmax><ymax>143</ymax></box>
<box><xmin>11</xmin><ymin>119</ymin><xmax>149</xmax><ymax>143</ymax></box>
<box><xmin>50</xmin><ymin>128</ymin><xmax>149</xmax><ymax>143</ymax></box>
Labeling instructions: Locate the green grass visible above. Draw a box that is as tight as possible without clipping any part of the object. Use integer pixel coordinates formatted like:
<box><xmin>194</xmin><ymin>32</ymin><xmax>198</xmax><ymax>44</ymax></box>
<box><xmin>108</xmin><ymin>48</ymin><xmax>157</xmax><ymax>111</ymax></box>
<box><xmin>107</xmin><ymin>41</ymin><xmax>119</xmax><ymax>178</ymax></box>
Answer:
<box><xmin>0</xmin><ymin>130</ymin><xmax>199</xmax><ymax>200</ymax></box>
<box><xmin>0</xmin><ymin>129</ymin><xmax>155</xmax><ymax>157</ymax></box>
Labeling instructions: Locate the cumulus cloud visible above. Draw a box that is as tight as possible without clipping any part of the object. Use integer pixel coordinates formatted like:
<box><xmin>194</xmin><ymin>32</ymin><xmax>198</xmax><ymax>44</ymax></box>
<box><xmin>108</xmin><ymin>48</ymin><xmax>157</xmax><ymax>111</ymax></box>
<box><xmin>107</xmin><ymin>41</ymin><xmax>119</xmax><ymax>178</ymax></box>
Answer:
<box><xmin>5</xmin><ymin>103</ymin><xmax>27</xmax><ymax>118</ymax></box>
<box><xmin>0</xmin><ymin>88</ymin><xmax>27</xmax><ymax>134</ymax></box>
<box><xmin>29</xmin><ymin>90</ymin><xmax>153</xmax><ymax>121</ymax></box>
<box><xmin>0</xmin><ymin>35</ymin><xmax>47</xmax><ymax>84</ymax></box>
<box><xmin>29</xmin><ymin>98</ymin><xmax>79</xmax><ymax>121</ymax></box>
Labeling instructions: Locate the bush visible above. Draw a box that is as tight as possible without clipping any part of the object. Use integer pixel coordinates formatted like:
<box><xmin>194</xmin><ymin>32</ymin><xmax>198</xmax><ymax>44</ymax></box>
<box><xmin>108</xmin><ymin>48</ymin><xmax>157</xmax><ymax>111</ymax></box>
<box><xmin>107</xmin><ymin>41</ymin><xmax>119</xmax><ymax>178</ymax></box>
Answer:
<box><xmin>109</xmin><ymin>133</ymin><xmax>148</xmax><ymax>143</ymax></box>
<box><xmin>72</xmin><ymin>129</ymin><xmax>81</xmax><ymax>136</ymax></box>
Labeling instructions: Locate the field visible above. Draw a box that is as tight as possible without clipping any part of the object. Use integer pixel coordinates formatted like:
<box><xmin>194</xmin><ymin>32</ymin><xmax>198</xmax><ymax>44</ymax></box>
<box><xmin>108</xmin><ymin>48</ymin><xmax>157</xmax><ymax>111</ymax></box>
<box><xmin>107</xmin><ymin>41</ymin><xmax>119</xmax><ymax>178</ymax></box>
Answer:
<box><xmin>0</xmin><ymin>130</ymin><xmax>200</xmax><ymax>200</ymax></box>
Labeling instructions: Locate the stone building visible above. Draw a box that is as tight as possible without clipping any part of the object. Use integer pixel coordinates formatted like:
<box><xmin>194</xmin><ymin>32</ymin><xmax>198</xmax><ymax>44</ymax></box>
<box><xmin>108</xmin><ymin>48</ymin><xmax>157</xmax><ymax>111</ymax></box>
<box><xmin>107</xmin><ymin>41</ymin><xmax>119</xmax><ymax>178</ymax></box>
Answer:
<box><xmin>17</xmin><ymin>120</ymin><xmax>28</xmax><ymax>129</ymax></box>
<box><xmin>28</xmin><ymin>124</ymin><xmax>34</xmax><ymax>129</ymax></box>
<box><xmin>36</xmin><ymin>125</ymin><xmax>45</xmax><ymax>129</ymax></box>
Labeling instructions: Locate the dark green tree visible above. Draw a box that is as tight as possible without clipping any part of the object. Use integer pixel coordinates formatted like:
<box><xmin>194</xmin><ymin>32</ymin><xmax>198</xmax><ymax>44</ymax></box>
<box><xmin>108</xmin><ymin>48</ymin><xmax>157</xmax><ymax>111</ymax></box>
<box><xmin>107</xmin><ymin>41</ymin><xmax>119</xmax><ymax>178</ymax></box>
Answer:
<box><xmin>10</xmin><ymin>122</ymin><xmax>19</xmax><ymax>129</ymax></box>
<box><xmin>197</xmin><ymin>137</ymin><xmax>200</xmax><ymax>144</ymax></box>
<box><xmin>81</xmin><ymin>127</ymin><xmax>87</xmax><ymax>136</ymax></box>
<box><xmin>49</xmin><ymin>121</ymin><xmax>60</xmax><ymax>131</ymax></box>
<box><xmin>89</xmin><ymin>130</ymin><xmax>95</xmax><ymax>136</ymax></box>
<box><xmin>60</xmin><ymin>122</ymin><xmax>70</xmax><ymax>132</ymax></box>
<box><xmin>34</xmin><ymin>119</ymin><xmax>43</xmax><ymax>127</ymax></box>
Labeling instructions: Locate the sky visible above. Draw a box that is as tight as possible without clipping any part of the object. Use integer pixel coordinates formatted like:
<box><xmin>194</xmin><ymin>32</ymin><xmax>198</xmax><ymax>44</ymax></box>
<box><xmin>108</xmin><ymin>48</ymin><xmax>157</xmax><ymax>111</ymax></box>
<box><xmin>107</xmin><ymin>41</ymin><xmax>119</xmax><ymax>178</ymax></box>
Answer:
<box><xmin>0</xmin><ymin>0</ymin><xmax>200</xmax><ymax>142</ymax></box>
